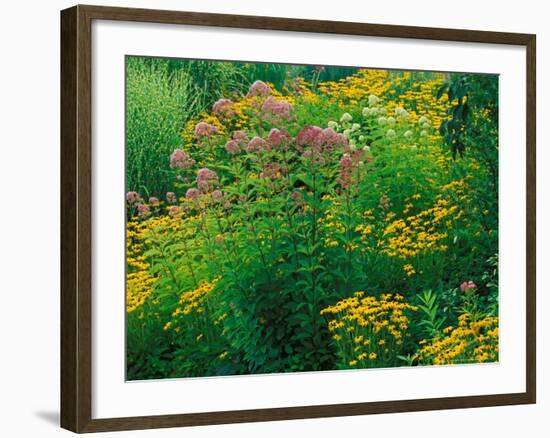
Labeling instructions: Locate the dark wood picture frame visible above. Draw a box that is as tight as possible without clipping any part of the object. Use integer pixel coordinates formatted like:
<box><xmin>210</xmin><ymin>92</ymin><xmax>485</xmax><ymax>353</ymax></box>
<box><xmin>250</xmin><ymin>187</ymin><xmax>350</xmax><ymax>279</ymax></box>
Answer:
<box><xmin>61</xmin><ymin>4</ymin><xmax>536</xmax><ymax>433</ymax></box>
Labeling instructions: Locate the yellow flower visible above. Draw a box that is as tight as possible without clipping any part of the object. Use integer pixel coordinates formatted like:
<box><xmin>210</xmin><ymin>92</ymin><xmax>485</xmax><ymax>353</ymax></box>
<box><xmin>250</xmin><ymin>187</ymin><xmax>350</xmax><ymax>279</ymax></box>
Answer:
<box><xmin>417</xmin><ymin>314</ymin><xmax>498</xmax><ymax>365</ymax></box>
<box><xmin>322</xmin><ymin>292</ymin><xmax>416</xmax><ymax>368</ymax></box>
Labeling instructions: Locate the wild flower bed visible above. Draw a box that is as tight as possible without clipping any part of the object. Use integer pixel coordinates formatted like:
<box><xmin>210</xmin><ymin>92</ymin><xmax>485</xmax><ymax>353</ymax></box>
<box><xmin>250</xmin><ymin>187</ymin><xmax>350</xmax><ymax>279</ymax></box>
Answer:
<box><xmin>125</xmin><ymin>63</ymin><xmax>499</xmax><ymax>379</ymax></box>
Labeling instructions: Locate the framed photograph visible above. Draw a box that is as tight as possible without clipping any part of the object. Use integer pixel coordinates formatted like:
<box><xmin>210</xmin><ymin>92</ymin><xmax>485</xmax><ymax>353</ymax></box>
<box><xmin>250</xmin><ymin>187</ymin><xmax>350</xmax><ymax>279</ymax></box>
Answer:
<box><xmin>60</xmin><ymin>4</ymin><xmax>536</xmax><ymax>433</ymax></box>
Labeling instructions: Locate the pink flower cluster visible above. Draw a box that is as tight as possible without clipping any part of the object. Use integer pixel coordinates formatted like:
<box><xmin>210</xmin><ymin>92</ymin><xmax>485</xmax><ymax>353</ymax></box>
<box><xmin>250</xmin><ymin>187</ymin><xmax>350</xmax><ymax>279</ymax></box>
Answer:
<box><xmin>186</xmin><ymin>188</ymin><xmax>200</xmax><ymax>200</ymax></box>
<box><xmin>323</xmin><ymin>128</ymin><xmax>350</xmax><ymax>151</ymax></box>
<box><xmin>295</xmin><ymin>125</ymin><xmax>323</xmax><ymax>149</ymax></box>
<box><xmin>211</xmin><ymin>189</ymin><xmax>223</xmax><ymax>201</ymax></box>
<box><xmin>338</xmin><ymin>149</ymin><xmax>366</xmax><ymax>189</ymax></box>
<box><xmin>460</xmin><ymin>281</ymin><xmax>477</xmax><ymax>292</ymax></box>
<box><xmin>137</xmin><ymin>203</ymin><xmax>150</xmax><ymax>219</ymax></box>
<box><xmin>295</xmin><ymin>126</ymin><xmax>348</xmax><ymax>162</ymax></box>
<box><xmin>170</xmin><ymin>149</ymin><xmax>195</xmax><ymax>169</ymax></box>
<box><xmin>338</xmin><ymin>153</ymin><xmax>354</xmax><ymax>189</ymax></box>
<box><xmin>225</xmin><ymin>140</ymin><xmax>240</xmax><ymax>155</ymax></box>
<box><xmin>126</xmin><ymin>191</ymin><xmax>141</xmax><ymax>205</ymax></box>
<box><xmin>194</xmin><ymin>122</ymin><xmax>218</xmax><ymax>138</ymax></box>
<box><xmin>296</xmin><ymin>126</ymin><xmax>347</xmax><ymax>151</ymax></box>
<box><xmin>260</xmin><ymin>162</ymin><xmax>285</xmax><ymax>180</ymax></box>
<box><xmin>212</xmin><ymin>98</ymin><xmax>234</xmax><ymax>117</ymax></box>
<box><xmin>267</xmin><ymin>128</ymin><xmax>291</xmax><ymax>149</ymax></box>
<box><xmin>225</xmin><ymin>131</ymin><xmax>249</xmax><ymax>155</ymax></box>
<box><xmin>166</xmin><ymin>192</ymin><xmax>177</xmax><ymax>204</ymax></box>
<box><xmin>196</xmin><ymin>167</ymin><xmax>219</xmax><ymax>192</ymax></box>
<box><xmin>126</xmin><ymin>191</ymin><xmax>158</xmax><ymax>217</ymax></box>
<box><xmin>246</xmin><ymin>80</ymin><xmax>271</xmax><ymax>97</ymax></box>
<box><xmin>168</xmin><ymin>205</ymin><xmax>180</xmax><ymax>217</ymax></box>
<box><xmin>261</xmin><ymin>96</ymin><xmax>293</xmax><ymax>122</ymax></box>
<box><xmin>233</xmin><ymin>130</ymin><xmax>248</xmax><ymax>141</ymax></box>
<box><xmin>246</xmin><ymin>136</ymin><xmax>270</xmax><ymax>154</ymax></box>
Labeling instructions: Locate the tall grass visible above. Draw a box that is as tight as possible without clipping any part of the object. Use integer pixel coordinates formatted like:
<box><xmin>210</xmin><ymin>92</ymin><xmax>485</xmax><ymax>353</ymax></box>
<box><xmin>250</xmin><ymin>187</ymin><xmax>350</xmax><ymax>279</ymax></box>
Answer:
<box><xmin>126</xmin><ymin>57</ymin><xmax>200</xmax><ymax>196</ymax></box>
<box><xmin>167</xmin><ymin>59</ymin><xmax>249</xmax><ymax>107</ymax></box>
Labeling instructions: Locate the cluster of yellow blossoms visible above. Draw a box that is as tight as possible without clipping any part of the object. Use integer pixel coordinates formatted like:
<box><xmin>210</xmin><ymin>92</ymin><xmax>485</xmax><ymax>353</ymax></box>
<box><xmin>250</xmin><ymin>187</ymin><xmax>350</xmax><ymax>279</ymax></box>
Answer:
<box><xmin>383</xmin><ymin>75</ymin><xmax>450</xmax><ymax>127</ymax></box>
<box><xmin>382</xmin><ymin>197</ymin><xmax>458</xmax><ymax>258</ymax></box>
<box><xmin>318</xmin><ymin>69</ymin><xmax>393</xmax><ymax>107</ymax></box>
<box><xmin>126</xmin><ymin>211</ymin><xmax>202</xmax><ymax>314</ymax></box>
<box><xmin>126</xmin><ymin>220</ymin><xmax>155</xmax><ymax>313</ymax></box>
<box><xmin>318</xmin><ymin>195</ymin><xmax>345</xmax><ymax>248</ymax></box>
<box><xmin>172</xmin><ymin>279</ymin><xmax>217</xmax><ymax>317</ymax></box>
<box><xmin>321</xmin><ymin>292</ymin><xmax>417</xmax><ymax>368</ymax></box>
<box><xmin>416</xmin><ymin>313</ymin><xmax>499</xmax><ymax>365</ymax></box>
<box><xmin>353</xmin><ymin>209</ymin><xmax>377</xmax><ymax>251</ymax></box>
<box><xmin>162</xmin><ymin>279</ymin><xmax>225</xmax><ymax>361</ymax></box>
<box><xmin>284</xmin><ymin>76</ymin><xmax>319</xmax><ymax>104</ymax></box>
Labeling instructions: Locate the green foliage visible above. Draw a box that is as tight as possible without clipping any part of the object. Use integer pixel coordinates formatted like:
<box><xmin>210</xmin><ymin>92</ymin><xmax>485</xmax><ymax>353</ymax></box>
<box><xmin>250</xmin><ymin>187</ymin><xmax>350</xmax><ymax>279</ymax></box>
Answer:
<box><xmin>482</xmin><ymin>253</ymin><xmax>499</xmax><ymax>314</ymax></box>
<box><xmin>438</xmin><ymin>74</ymin><xmax>498</xmax><ymax>158</ymax></box>
<box><xmin>416</xmin><ymin>290</ymin><xmax>446</xmax><ymax>337</ymax></box>
<box><xmin>240</xmin><ymin>63</ymin><xmax>359</xmax><ymax>91</ymax></box>
<box><xmin>438</xmin><ymin>74</ymin><xmax>499</xmax><ymax>214</ymax></box>
<box><xmin>165</xmin><ymin>59</ymin><xmax>249</xmax><ymax>107</ymax></box>
<box><xmin>126</xmin><ymin>57</ymin><xmax>201</xmax><ymax>196</ymax></box>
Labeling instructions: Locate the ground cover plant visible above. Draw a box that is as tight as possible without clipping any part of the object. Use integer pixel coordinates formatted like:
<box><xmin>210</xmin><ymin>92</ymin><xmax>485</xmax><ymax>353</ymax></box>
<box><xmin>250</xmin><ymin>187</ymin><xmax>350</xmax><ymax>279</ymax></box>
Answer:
<box><xmin>125</xmin><ymin>57</ymin><xmax>499</xmax><ymax>380</ymax></box>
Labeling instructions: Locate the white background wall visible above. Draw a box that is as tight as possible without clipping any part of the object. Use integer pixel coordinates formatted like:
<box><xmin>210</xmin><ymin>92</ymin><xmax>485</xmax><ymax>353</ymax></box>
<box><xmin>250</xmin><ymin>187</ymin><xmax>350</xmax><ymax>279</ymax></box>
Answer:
<box><xmin>0</xmin><ymin>0</ymin><xmax>546</xmax><ymax>436</ymax></box>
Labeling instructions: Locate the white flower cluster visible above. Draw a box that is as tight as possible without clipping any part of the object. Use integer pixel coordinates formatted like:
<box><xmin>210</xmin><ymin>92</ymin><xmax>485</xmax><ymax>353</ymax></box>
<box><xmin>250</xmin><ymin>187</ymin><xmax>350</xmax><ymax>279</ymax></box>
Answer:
<box><xmin>335</xmin><ymin>98</ymin><xmax>428</xmax><ymax>151</ymax></box>
<box><xmin>418</xmin><ymin>116</ymin><xmax>431</xmax><ymax>137</ymax></box>
<box><xmin>394</xmin><ymin>107</ymin><xmax>409</xmax><ymax>119</ymax></box>
<box><xmin>368</xmin><ymin>94</ymin><xmax>380</xmax><ymax>106</ymax></box>
<box><xmin>340</xmin><ymin>112</ymin><xmax>353</xmax><ymax>123</ymax></box>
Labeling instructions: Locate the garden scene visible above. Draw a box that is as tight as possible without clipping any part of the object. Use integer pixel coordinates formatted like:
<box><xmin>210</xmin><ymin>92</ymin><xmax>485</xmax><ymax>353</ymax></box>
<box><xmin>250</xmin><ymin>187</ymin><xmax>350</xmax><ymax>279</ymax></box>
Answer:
<box><xmin>125</xmin><ymin>57</ymin><xmax>499</xmax><ymax>380</ymax></box>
